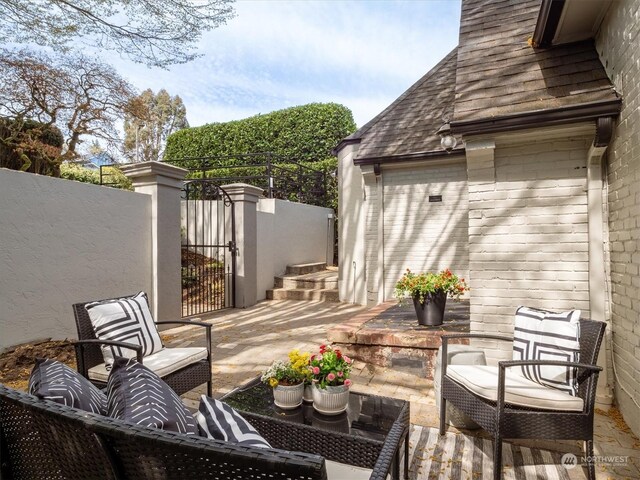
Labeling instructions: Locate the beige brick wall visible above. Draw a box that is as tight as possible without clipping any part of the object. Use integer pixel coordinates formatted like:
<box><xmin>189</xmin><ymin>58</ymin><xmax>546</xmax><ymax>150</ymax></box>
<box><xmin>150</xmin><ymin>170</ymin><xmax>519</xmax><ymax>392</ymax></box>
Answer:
<box><xmin>364</xmin><ymin>179</ymin><xmax>380</xmax><ymax>305</ymax></box>
<box><xmin>382</xmin><ymin>162</ymin><xmax>469</xmax><ymax>300</ymax></box>
<box><xmin>468</xmin><ymin>138</ymin><xmax>592</xmax><ymax>363</ymax></box>
<box><xmin>596</xmin><ymin>0</ymin><xmax>640</xmax><ymax>436</ymax></box>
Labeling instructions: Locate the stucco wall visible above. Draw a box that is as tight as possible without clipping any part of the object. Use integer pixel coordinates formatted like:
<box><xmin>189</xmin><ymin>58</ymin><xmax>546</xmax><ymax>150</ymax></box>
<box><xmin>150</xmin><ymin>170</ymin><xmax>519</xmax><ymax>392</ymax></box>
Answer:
<box><xmin>0</xmin><ymin>169</ymin><xmax>152</xmax><ymax>351</ymax></box>
<box><xmin>596</xmin><ymin>0</ymin><xmax>640</xmax><ymax>436</ymax></box>
<box><xmin>468</xmin><ymin>137</ymin><xmax>592</xmax><ymax>364</ymax></box>
<box><xmin>338</xmin><ymin>144</ymin><xmax>367</xmax><ymax>305</ymax></box>
<box><xmin>256</xmin><ymin>199</ymin><xmax>334</xmax><ymax>300</ymax></box>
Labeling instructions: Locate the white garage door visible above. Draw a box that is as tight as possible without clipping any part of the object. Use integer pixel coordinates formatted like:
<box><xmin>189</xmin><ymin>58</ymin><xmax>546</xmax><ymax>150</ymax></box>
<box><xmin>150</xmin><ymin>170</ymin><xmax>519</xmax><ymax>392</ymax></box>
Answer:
<box><xmin>382</xmin><ymin>162</ymin><xmax>469</xmax><ymax>300</ymax></box>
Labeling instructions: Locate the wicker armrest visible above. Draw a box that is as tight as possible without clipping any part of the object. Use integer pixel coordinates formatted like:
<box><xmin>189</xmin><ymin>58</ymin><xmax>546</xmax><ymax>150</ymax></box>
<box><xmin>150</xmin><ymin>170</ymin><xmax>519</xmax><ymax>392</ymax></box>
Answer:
<box><xmin>155</xmin><ymin>320</ymin><xmax>212</xmax><ymax>355</ymax></box>
<box><xmin>498</xmin><ymin>359</ymin><xmax>602</xmax><ymax>372</ymax></box>
<box><xmin>74</xmin><ymin>340</ymin><xmax>143</xmax><ymax>376</ymax></box>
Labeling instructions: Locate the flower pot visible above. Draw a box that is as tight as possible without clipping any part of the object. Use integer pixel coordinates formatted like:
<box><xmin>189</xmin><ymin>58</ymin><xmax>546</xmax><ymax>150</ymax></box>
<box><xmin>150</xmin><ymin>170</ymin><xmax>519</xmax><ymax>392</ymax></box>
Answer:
<box><xmin>272</xmin><ymin>382</ymin><xmax>304</xmax><ymax>409</ymax></box>
<box><xmin>312</xmin><ymin>383</ymin><xmax>350</xmax><ymax>415</ymax></box>
<box><xmin>413</xmin><ymin>291</ymin><xmax>447</xmax><ymax>326</ymax></box>
<box><xmin>303</xmin><ymin>383</ymin><xmax>314</xmax><ymax>403</ymax></box>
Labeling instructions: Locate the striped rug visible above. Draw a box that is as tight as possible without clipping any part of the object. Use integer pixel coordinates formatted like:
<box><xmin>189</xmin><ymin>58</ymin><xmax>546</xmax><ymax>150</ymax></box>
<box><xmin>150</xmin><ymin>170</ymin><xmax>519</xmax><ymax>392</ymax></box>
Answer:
<box><xmin>407</xmin><ymin>426</ymin><xmax>587</xmax><ymax>480</ymax></box>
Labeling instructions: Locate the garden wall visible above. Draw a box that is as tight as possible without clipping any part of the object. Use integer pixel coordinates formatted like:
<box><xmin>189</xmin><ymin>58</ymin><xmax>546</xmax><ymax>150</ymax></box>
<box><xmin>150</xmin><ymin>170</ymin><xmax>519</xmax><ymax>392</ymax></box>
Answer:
<box><xmin>256</xmin><ymin>199</ymin><xmax>334</xmax><ymax>300</ymax></box>
<box><xmin>0</xmin><ymin>168</ymin><xmax>152</xmax><ymax>351</ymax></box>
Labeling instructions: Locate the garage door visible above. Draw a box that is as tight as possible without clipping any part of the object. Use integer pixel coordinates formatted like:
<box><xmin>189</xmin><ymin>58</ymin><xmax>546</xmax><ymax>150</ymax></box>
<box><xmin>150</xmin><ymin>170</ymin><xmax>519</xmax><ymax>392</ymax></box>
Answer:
<box><xmin>382</xmin><ymin>162</ymin><xmax>469</xmax><ymax>300</ymax></box>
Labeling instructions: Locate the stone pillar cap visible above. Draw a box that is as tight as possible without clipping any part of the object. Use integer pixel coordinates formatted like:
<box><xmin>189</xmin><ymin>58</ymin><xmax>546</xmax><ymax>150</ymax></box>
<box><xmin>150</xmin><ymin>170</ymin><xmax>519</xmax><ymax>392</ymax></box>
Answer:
<box><xmin>120</xmin><ymin>161</ymin><xmax>188</xmax><ymax>180</ymax></box>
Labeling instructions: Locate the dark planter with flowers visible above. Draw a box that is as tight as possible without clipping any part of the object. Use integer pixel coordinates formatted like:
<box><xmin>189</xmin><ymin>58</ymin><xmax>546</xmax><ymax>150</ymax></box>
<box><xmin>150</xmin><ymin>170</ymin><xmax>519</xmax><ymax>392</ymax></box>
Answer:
<box><xmin>395</xmin><ymin>268</ymin><xmax>468</xmax><ymax>326</ymax></box>
<box><xmin>413</xmin><ymin>290</ymin><xmax>447</xmax><ymax>326</ymax></box>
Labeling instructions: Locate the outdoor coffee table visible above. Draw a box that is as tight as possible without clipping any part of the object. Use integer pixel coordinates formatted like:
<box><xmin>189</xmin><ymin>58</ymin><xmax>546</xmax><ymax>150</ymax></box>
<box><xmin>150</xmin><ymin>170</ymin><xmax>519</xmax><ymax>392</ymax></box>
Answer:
<box><xmin>222</xmin><ymin>377</ymin><xmax>410</xmax><ymax>480</ymax></box>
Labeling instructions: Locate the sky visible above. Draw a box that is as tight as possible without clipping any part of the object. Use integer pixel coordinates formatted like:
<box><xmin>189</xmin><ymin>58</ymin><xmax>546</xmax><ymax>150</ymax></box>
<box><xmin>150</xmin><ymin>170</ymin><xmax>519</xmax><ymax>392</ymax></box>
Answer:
<box><xmin>107</xmin><ymin>0</ymin><xmax>462</xmax><ymax>129</ymax></box>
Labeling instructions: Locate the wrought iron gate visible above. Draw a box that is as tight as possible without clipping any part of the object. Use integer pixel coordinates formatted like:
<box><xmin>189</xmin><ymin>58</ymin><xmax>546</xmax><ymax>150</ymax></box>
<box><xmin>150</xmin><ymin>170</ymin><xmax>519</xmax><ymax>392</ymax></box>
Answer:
<box><xmin>181</xmin><ymin>181</ymin><xmax>236</xmax><ymax>316</ymax></box>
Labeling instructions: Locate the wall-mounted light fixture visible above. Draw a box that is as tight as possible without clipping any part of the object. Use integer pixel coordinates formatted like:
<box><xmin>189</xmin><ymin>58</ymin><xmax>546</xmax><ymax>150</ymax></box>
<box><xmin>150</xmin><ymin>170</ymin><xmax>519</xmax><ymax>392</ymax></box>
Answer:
<box><xmin>437</xmin><ymin>122</ymin><xmax>457</xmax><ymax>153</ymax></box>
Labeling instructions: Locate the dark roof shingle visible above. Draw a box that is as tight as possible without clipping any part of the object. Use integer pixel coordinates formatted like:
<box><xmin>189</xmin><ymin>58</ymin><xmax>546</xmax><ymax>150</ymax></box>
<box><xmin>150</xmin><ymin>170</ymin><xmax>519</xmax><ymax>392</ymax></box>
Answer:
<box><xmin>352</xmin><ymin>48</ymin><xmax>459</xmax><ymax>160</ymax></box>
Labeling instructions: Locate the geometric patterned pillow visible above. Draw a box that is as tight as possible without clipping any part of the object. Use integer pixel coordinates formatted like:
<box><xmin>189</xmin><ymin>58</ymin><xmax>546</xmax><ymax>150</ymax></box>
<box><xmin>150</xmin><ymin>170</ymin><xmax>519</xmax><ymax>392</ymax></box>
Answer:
<box><xmin>29</xmin><ymin>358</ymin><xmax>107</xmax><ymax>414</ymax></box>
<box><xmin>195</xmin><ymin>395</ymin><xmax>271</xmax><ymax>449</ymax></box>
<box><xmin>106</xmin><ymin>356</ymin><xmax>198</xmax><ymax>435</ymax></box>
<box><xmin>85</xmin><ymin>292</ymin><xmax>163</xmax><ymax>370</ymax></box>
<box><xmin>512</xmin><ymin>306</ymin><xmax>581</xmax><ymax>396</ymax></box>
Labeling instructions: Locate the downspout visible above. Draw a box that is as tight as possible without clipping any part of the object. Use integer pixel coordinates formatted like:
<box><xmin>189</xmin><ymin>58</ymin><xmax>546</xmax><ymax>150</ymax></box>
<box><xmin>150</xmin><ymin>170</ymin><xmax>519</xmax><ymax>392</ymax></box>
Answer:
<box><xmin>587</xmin><ymin>116</ymin><xmax>614</xmax><ymax>408</ymax></box>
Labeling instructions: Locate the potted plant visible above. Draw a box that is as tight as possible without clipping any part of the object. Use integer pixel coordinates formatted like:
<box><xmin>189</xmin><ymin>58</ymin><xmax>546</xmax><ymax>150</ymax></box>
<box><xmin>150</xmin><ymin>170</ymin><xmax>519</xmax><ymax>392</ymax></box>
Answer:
<box><xmin>261</xmin><ymin>351</ymin><xmax>307</xmax><ymax>409</ymax></box>
<box><xmin>309</xmin><ymin>344</ymin><xmax>353</xmax><ymax>415</ymax></box>
<box><xmin>394</xmin><ymin>268</ymin><xmax>468</xmax><ymax>326</ymax></box>
<box><xmin>288</xmin><ymin>349</ymin><xmax>314</xmax><ymax>402</ymax></box>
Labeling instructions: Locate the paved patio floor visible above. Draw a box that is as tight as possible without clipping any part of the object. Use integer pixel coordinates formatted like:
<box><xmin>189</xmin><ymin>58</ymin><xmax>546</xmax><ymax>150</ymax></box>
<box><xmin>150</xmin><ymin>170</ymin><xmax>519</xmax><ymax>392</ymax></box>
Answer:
<box><xmin>164</xmin><ymin>299</ymin><xmax>640</xmax><ymax>480</ymax></box>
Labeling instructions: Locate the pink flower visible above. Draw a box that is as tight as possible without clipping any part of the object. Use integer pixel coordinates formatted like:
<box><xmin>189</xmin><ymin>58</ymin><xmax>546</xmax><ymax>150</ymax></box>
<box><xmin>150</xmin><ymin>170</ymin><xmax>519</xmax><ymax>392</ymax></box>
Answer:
<box><xmin>344</xmin><ymin>379</ymin><xmax>352</xmax><ymax>387</ymax></box>
<box><xmin>327</xmin><ymin>373</ymin><xmax>336</xmax><ymax>381</ymax></box>
<box><xmin>316</xmin><ymin>354</ymin><xmax>323</xmax><ymax>361</ymax></box>
<box><xmin>312</xmin><ymin>366</ymin><xmax>320</xmax><ymax>375</ymax></box>
<box><xmin>337</xmin><ymin>371</ymin><xmax>343</xmax><ymax>377</ymax></box>
<box><xmin>344</xmin><ymin>355</ymin><xmax>352</xmax><ymax>364</ymax></box>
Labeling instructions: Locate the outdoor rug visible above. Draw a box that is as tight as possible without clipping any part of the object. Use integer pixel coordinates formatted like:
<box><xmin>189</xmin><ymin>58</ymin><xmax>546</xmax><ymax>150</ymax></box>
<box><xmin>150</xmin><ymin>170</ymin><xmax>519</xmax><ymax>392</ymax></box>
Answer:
<box><xmin>407</xmin><ymin>425</ymin><xmax>587</xmax><ymax>480</ymax></box>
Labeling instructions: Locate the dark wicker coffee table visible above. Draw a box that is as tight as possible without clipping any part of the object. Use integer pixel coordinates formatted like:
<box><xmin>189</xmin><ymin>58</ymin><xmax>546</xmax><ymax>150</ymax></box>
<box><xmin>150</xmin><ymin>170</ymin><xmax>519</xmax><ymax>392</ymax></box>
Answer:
<box><xmin>222</xmin><ymin>377</ymin><xmax>410</xmax><ymax>480</ymax></box>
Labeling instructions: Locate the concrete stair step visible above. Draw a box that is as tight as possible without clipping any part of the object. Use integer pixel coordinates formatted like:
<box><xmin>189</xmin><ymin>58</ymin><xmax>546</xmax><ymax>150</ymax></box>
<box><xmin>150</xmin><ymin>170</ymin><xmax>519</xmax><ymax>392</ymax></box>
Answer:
<box><xmin>275</xmin><ymin>270</ymin><xmax>338</xmax><ymax>290</ymax></box>
<box><xmin>266</xmin><ymin>288</ymin><xmax>340</xmax><ymax>302</ymax></box>
<box><xmin>285</xmin><ymin>262</ymin><xmax>327</xmax><ymax>275</ymax></box>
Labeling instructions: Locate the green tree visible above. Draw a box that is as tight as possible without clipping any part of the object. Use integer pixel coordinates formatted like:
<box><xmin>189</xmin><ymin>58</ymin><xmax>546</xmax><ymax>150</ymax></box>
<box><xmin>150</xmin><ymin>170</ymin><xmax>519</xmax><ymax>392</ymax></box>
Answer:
<box><xmin>0</xmin><ymin>117</ymin><xmax>64</xmax><ymax>175</ymax></box>
<box><xmin>123</xmin><ymin>89</ymin><xmax>189</xmax><ymax>163</ymax></box>
<box><xmin>0</xmin><ymin>0</ymin><xmax>235</xmax><ymax>68</ymax></box>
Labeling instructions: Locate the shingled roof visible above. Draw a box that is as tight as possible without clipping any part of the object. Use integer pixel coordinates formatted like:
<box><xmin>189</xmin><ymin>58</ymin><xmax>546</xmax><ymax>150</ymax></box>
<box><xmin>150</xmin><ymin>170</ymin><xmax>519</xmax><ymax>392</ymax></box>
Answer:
<box><xmin>338</xmin><ymin>0</ymin><xmax>621</xmax><ymax>159</ymax></box>
<box><xmin>452</xmin><ymin>0</ymin><xmax>619</xmax><ymax>127</ymax></box>
<box><xmin>348</xmin><ymin>48</ymin><xmax>461</xmax><ymax>162</ymax></box>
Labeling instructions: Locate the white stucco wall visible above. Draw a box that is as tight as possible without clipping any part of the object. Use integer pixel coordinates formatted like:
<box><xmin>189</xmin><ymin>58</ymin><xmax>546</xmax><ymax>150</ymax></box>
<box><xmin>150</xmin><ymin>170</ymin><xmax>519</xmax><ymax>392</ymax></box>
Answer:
<box><xmin>338</xmin><ymin>144</ymin><xmax>367</xmax><ymax>305</ymax></box>
<box><xmin>256</xmin><ymin>199</ymin><xmax>334</xmax><ymax>300</ymax></box>
<box><xmin>596</xmin><ymin>0</ymin><xmax>640</xmax><ymax>437</ymax></box>
<box><xmin>0</xmin><ymin>169</ymin><xmax>152</xmax><ymax>351</ymax></box>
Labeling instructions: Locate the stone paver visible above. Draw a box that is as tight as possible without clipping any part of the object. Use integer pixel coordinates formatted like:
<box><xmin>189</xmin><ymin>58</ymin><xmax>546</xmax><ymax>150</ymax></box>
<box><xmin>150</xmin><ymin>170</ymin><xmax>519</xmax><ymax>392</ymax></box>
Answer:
<box><xmin>163</xmin><ymin>299</ymin><xmax>640</xmax><ymax>480</ymax></box>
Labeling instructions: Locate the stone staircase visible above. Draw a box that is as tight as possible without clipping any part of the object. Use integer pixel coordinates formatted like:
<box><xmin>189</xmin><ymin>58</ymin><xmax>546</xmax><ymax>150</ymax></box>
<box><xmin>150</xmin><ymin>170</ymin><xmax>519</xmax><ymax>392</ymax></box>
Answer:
<box><xmin>266</xmin><ymin>263</ymin><xmax>339</xmax><ymax>302</ymax></box>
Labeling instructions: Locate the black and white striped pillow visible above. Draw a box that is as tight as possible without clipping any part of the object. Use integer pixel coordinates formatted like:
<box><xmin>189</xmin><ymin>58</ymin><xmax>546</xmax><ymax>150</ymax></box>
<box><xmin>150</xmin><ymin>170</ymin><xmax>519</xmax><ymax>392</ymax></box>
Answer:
<box><xmin>196</xmin><ymin>395</ymin><xmax>271</xmax><ymax>449</ymax></box>
<box><xmin>512</xmin><ymin>306</ymin><xmax>581</xmax><ymax>396</ymax></box>
<box><xmin>106</xmin><ymin>357</ymin><xmax>198</xmax><ymax>435</ymax></box>
<box><xmin>85</xmin><ymin>292</ymin><xmax>163</xmax><ymax>369</ymax></box>
<box><xmin>29</xmin><ymin>358</ymin><xmax>107</xmax><ymax>414</ymax></box>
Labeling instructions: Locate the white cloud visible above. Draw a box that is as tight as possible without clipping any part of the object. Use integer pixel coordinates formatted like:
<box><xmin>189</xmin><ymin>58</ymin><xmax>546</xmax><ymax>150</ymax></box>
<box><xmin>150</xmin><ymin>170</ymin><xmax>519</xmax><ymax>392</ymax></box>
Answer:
<box><xmin>107</xmin><ymin>0</ymin><xmax>462</xmax><ymax>128</ymax></box>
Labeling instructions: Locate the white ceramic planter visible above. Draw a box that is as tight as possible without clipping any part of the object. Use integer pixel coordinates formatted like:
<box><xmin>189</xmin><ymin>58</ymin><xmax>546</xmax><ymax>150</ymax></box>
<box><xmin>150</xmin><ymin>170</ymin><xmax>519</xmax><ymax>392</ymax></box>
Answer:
<box><xmin>312</xmin><ymin>383</ymin><xmax>350</xmax><ymax>415</ymax></box>
<box><xmin>272</xmin><ymin>382</ymin><xmax>304</xmax><ymax>409</ymax></box>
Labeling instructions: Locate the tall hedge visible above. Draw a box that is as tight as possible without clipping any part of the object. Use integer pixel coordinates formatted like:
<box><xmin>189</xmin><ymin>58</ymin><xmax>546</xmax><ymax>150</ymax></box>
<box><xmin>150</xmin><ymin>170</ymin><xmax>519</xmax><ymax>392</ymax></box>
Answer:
<box><xmin>164</xmin><ymin>102</ymin><xmax>356</xmax><ymax>164</ymax></box>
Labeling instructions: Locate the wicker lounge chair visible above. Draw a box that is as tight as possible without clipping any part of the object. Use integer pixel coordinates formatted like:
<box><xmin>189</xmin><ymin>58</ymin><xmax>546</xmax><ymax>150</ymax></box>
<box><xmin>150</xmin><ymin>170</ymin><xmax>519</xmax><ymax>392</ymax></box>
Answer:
<box><xmin>0</xmin><ymin>383</ymin><xmax>399</xmax><ymax>479</ymax></box>
<box><xmin>73</xmin><ymin>295</ymin><xmax>212</xmax><ymax>397</ymax></box>
<box><xmin>439</xmin><ymin>318</ymin><xmax>606</xmax><ymax>480</ymax></box>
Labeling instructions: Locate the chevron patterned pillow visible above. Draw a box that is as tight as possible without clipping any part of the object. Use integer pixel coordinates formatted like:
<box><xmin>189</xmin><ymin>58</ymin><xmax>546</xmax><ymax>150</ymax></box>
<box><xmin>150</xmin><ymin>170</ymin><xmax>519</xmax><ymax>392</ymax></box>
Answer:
<box><xmin>106</xmin><ymin>357</ymin><xmax>198</xmax><ymax>435</ymax></box>
<box><xmin>85</xmin><ymin>292</ymin><xmax>164</xmax><ymax>369</ymax></box>
<box><xmin>29</xmin><ymin>358</ymin><xmax>107</xmax><ymax>414</ymax></box>
<box><xmin>196</xmin><ymin>395</ymin><xmax>271</xmax><ymax>449</ymax></box>
<box><xmin>512</xmin><ymin>306</ymin><xmax>581</xmax><ymax>396</ymax></box>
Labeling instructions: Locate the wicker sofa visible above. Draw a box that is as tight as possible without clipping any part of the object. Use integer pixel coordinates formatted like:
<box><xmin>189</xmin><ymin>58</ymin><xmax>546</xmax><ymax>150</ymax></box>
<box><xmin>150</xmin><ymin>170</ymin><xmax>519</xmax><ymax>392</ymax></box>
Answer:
<box><xmin>0</xmin><ymin>383</ymin><xmax>397</xmax><ymax>480</ymax></box>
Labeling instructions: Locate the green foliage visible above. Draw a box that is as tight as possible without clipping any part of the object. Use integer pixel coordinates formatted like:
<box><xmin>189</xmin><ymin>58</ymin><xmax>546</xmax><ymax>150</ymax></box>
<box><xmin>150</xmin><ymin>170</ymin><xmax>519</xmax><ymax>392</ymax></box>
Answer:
<box><xmin>59</xmin><ymin>163</ymin><xmax>132</xmax><ymax>190</ymax></box>
<box><xmin>394</xmin><ymin>269</ymin><xmax>469</xmax><ymax>305</ymax></box>
<box><xmin>164</xmin><ymin>103</ymin><xmax>356</xmax><ymax>164</ymax></box>
<box><xmin>0</xmin><ymin>117</ymin><xmax>64</xmax><ymax>176</ymax></box>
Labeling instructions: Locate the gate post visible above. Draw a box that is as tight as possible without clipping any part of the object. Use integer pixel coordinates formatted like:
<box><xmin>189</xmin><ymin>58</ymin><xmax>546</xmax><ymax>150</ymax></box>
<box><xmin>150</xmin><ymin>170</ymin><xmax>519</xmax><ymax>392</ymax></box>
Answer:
<box><xmin>223</xmin><ymin>183</ymin><xmax>263</xmax><ymax>308</ymax></box>
<box><xmin>121</xmin><ymin>161</ymin><xmax>188</xmax><ymax>322</ymax></box>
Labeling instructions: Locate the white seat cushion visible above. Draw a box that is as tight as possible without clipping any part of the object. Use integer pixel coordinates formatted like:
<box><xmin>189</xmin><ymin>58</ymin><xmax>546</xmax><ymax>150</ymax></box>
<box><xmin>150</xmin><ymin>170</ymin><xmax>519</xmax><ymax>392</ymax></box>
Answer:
<box><xmin>326</xmin><ymin>460</ymin><xmax>390</xmax><ymax>480</ymax></box>
<box><xmin>88</xmin><ymin>347</ymin><xmax>208</xmax><ymax>383</ymax></box>
<box><xmin>446</xmin><ymin>365</ymin><xmax>584</xmax><ymax>412</ymax></box>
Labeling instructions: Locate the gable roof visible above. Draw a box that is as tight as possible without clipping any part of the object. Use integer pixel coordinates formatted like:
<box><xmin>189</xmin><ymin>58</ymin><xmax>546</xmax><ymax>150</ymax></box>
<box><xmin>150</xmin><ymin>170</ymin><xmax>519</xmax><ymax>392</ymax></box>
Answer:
<box><xmin>336</xmin><ymin>0</ymin><xmax>621</xmax><ymax>159</ymax></box>
<box><xmin>451</xmin><ymin>0</ymin><xmax>620</xmax><ymax>129</ymax></box>
<box><xmin>345</xmin><ymin>48</ymin><xmax>461</xmax><ymax>162</ymax></box>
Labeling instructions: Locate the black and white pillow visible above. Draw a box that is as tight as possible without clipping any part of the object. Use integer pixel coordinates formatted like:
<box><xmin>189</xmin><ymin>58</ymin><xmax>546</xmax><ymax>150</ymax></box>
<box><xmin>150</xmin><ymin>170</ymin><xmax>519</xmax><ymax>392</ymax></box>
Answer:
<box><xmin>29</xmin><ymin>358</ymin><xmax>107</xmax><ymax>414</ymax></box>
<box><xmin>512</xmin><ymin>306</ymin><xmax>581</xmax><ymax>395</ymax></box>
<box><xmin>106</xmin><ymin>356</ymin><xmax>198</xmax><ymax>435</ymax></box>
<box><xmin>85</xmin><ymin>292</ymin><xmax>163</xmax><ymax>369</ymax></box>
<box><xmin>196</xmin><ymin>395</ymin><xmax>271</xmax><ymax>449</ymax></box>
